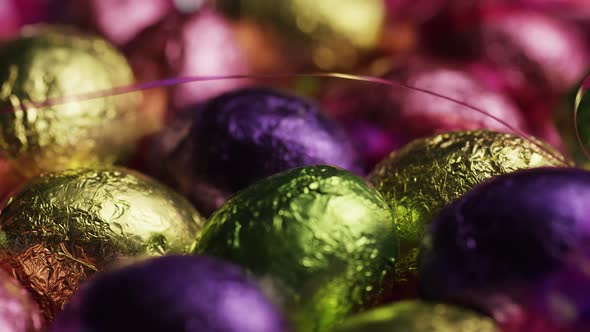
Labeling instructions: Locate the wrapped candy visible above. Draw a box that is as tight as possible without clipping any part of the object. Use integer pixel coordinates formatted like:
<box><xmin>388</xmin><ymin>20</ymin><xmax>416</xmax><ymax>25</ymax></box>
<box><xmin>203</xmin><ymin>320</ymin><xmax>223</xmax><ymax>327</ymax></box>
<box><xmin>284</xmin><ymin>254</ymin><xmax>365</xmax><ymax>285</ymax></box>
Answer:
<box><xmin>148</xmin><ymin>87</ymin><xmax>363</xmax><ymax>216</ymax></box>
<box><xmin>50</xmin><ymin>255</ymin><xmax>288</xmax><ymax>332</ymax></box>
<box><xmin>332</xmin><ymin>300</ymin><xmax>498</xmax><ymax>332</ymax></box>
<box><xmin>215</xmin><ymin>0</ymin><xmax>386</xmax><ymax>70</ymax></box>
<box><xmin>73</xmin><ymin>0</ymin><xmax>175</xmax><ymax>45</ymax></box>
<box><xmin>0</xmin><ymin>269</ymin><xmax>43</xmax><ymax>332</ymax></box>
<box><xmin>419</xmin><ymin>167</ymin><xmax>590</xmax><ymax>330</ymax></box>
<box><xmin>479</xmin><ymin>9</ymin><xmax>589</xmax><ymax>95</ymax></box>
<box><xmin>0</xmin><ymin>25</ymin><xmax>141</xmax><ymax>177</ymax></box>
<box><xmin>193</xmin><ymin>165</ymin><xmax>398</xmax><ymax>332</ymax></box>
<box><xmin>321</xmin><ymin>63</ymin><xmax>532</xmax><ymax>169</ymax></box>
<box><xmin>0</xmin><ymin>167</ymin><xmax>205</xmax><ymax>319</ymax></box>
<box><xmin>369</xmin><ymin>130</ymin><xmax>567</xmax><ymax>297</ymax></box>
<box><xmin>126</xmin><ymin>8</ymin><xmax>250</xmax><ymax>110</ymax></box>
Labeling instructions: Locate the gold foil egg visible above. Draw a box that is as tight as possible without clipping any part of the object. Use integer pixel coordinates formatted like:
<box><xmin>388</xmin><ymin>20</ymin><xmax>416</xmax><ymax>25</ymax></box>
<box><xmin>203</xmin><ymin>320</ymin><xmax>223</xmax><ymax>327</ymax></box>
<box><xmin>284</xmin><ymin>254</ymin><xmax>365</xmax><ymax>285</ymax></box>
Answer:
<box><xmin>332</xmin><ymin>300</ymin><xmax>498</xmax><ymax>332</ymax></box>
<box><xmin>0</xmin><ymin>25</ymin><xmax>141</xmax><ymax>177</ymax></box>
<box><xmin>216</xmin><ymin>0</ymin><xmax>385</xmax><ymax>70</ymax></box>
<box><xmin>0</xmin><ymin>167</ymin><xmax>205</xmax><ymax>319</ymax></box>
<box><xmin>369</xmin><ymin>130</ymin><xmax>568</xmax><ymax>293</ymax></box>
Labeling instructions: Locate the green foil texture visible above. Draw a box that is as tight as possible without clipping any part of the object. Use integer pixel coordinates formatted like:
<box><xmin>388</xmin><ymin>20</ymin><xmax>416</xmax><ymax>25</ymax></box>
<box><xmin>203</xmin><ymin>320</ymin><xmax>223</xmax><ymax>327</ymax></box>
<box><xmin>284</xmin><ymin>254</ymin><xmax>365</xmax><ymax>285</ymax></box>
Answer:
<box><xmin>331</xmin><ymin>300</ymin><xmax>498</xmax><ymax>332</ymax></box>
<box><xmin>193</xmin><ymin>165</ymin><xmax>398</xmax><ymax>332</ymax></box>
<box><xmin>369</xmin><ymin>130</ymin><xmax>567</xmax><ymax>289</ymax></box>
<box><xmin>0</xmin><ymin>167</ymin><xmax>205</xmax><ymax>319</ymax></box>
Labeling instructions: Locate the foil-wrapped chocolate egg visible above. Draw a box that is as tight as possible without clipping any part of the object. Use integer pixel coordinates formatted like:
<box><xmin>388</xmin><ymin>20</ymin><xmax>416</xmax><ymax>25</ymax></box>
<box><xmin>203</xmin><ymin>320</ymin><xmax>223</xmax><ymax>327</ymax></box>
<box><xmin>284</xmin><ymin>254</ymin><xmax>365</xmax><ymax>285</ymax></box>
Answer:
<box><xmin>332</xmin><ymin>300</ymin><xmax>498</xmax><ymax>332</ymax></box>
<box><xmin>75</xmin><ymin>0</ymin><xmax>174</xmax><ymax>45</ymax></box>
<box><xmin>418</xmin><ymin>168</ymin><xmax>590</xmax><ymax>329</ymax></box>
<box><xmin>0</xmin><ymin>167</ymin><xmax>205</xmax><ymax>319</ymax></box>
<box><xmin>150</xmin><ymin>87</ymin><xmax>363</xmax><ymax>216</ymax></box>
<box><xmin>126</xmin><ymin>9</ymin><xmax>250</xmax><ymax>109</ymax></box>
<box><xmin>480</xmin><ymin>9</ymin><xmax>589</xmax><ymax>95</ymax></box>
<box><xmin>216</xmin><ymin>0</ymin><xmax>385</xmax><ymax>70</ymax></box>
<box><xmin>0</xmin><ymin>25</ymin><xmax>141</xmax><ymax>177</ymax></box>
<box><xmin>321</xmin><ymin>63</ymin><xmax>531</xmax><ymax>170</ymax></box>
<box><xmin>50</xmin><ymin>255</ymin><xmax>288</xmax><ymax>332</ymax></box>
<box><xmin>193</xmin><ymin>165</ymin><xmax>398</xmax><ymax>332</ymax></box>
<box><xmin>369</xmin><ymin>130</ymin><xmax>567</xmax><ymax>296</ymax></box>
<box><xmin>0</xmin><ymin>269</ymin><xmax>43</xmax><ymax>332</ymax></box>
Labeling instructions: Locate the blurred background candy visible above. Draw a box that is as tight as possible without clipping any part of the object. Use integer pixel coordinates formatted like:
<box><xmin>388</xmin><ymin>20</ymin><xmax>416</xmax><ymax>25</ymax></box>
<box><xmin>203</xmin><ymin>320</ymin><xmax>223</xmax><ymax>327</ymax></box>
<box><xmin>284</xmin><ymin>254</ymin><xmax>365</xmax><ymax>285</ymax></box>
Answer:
<box><xmin>331</xmin><ymin>300</ymin><xmax>498</xmax><ymax>332</ymax></box>
<box><xmin>147</xmin><ymin>87</ymin><xmax>363</xmax><ymax>216</ymax></box>
<box><xmin>51</xmin><ymin>255</ymin><xmax>288</xmax><ymax>332</ymax></box>
<box><xmin>0</xmin><ymin>167</ymin><xmax>204</xmax><ymax>319</ymax></box>
<box><xmin>125</xmin><ymin>6</ymin><xmax>251</xmax><ymax>113</ymax></box>
<box><xmin>215</xmin><ymin>0</ymin><xmax>386</xmax><ymax>71</ymax></box>
<box><xmin>419</xmin><ymin>167</ymin><xmax>590</xmax><ymax>330</ymax></box>
<box><xmin>0</xmin><ymin>25</ymin><xmax>141</xmax><ymax>177</ymax></box>
<box><xmin>0</xmin><ymin>269</ymin><xmax>43</xmax><ymax>332</ymax></box>
<box><xmin>193</xmin><ymin>165</ymin><xmax>397</xmax><ymax>332</ymax></box>
<box><xmin>370</xmin><ymin>130</ymin><xmax>567</xmax><ymax>299</ymax></box>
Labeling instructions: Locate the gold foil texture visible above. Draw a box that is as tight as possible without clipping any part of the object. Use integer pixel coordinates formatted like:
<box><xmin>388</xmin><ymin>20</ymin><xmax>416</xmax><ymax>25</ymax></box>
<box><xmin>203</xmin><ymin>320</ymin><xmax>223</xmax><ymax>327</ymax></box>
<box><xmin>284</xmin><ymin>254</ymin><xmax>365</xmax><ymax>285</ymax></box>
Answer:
<box><xmin>0</xmin><ymin>25</ymin><xmax>141</xmax><ymax>177</ymax></box>
<box><xmin>0</xmin><ymin>167</ymin><xmax>205</xmax><ymax>319</ymax></box>
<box><xmin>369</xmin><ymin>130</ymin><xmax>568</xmax><ymax>289</ymax></box>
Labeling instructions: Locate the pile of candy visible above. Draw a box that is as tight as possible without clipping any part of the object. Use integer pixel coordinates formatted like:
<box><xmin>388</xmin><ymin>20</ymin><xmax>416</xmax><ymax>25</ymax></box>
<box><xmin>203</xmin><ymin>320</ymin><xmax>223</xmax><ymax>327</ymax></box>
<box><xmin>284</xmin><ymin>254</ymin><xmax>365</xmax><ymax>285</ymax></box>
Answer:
<box><xmin>1</xmin><ymin>1</ymin><xmax>590</xmax><ymax>331</ymax></box>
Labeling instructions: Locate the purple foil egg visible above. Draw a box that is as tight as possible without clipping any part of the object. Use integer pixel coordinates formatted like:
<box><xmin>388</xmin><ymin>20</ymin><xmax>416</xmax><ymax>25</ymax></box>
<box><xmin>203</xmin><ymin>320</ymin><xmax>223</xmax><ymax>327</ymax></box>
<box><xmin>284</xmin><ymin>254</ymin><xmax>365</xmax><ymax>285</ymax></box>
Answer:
<box><xmin>148</xmin><ymin>87</ymin><xmax>363</xmax><ymax>216</ymax></box>
<box><xmin>419</xmin><ymin>167</ymin><xmax>590</xmax><ymax>329</ymax></box>
<box><xmin>50</xmin><ymin>255</ymin><xmax>288</xmax><ymax>332</ymax></box>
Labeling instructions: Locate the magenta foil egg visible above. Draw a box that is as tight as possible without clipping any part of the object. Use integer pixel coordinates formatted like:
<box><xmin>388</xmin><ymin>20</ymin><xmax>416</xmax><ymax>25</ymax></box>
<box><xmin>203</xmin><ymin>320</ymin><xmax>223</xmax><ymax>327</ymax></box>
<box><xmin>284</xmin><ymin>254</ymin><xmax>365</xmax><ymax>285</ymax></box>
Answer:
<box><xmin>127</xmin><ymin>8</ymin><xmax>250</xmax><ymax>110</ymax></box>
<box><xmin>321</xmin><ymin>63</ymin><xmax>529</xmax><ymax>168</ymax></box>
<box><xmin>480</xmin><ymin>9</ymin><xmax>590</xmax><ymax>94</ymax></box>
<box><xmin>80</xmin><ymin>0</ymin><xmax>174</xmax><ymax>45</ymax></box>
<box><xmin>0</xmin><ymin>269</ymin><xmax>43</xmax><ymax>332</ymax></box>
<box><xmin>168</xmin><ymin>10</ymin><xmax>250</xmax><ymax>108</ymax></box>
<box><xmin>396</xmin><ymin>66</ymin><xmax>528</xmax><ymax>136</ymax></box>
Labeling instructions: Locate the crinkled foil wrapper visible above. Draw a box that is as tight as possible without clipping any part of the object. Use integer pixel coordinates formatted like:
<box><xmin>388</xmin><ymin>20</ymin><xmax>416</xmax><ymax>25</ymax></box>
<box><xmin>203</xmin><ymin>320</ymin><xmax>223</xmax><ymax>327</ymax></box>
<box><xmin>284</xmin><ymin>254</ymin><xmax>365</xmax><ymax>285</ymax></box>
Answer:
<box><xmin>0</xmin><ymin>268</ymin><xmax>43</xmax><ymax>332</ymax></box>
<box><xmin>333</xmin><ymin>300</ymin><xmax>498</xmax><ymax>332</ymax></box>
<box><xmin>0</xmin><ymin>25</ymin><xmax>141</xmax><ymax>177</ymax></box>
<box><xmin>369</xmin><ymin>130</ymin><xmax>568</xmax><ymax>289</ymax></box>
<box><xmin>194</xmin><ymin>165</ymin><xmax>398</xmax><ymax>332</ymax></box>
<box><xmin>0</xmin><ymin>168</ymin><xmax>205</xmax><ymax>320</ymax></box>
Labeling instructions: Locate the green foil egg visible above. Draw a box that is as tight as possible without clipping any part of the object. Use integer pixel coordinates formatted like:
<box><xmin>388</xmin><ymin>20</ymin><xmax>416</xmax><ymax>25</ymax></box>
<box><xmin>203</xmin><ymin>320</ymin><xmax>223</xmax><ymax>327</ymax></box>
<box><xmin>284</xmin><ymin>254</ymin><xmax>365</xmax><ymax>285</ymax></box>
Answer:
<box><xmin>193</xmin><ymin>165</ymin><xmax>398</xmax><ymax>332</ymax></box>
<box><xmin>331</xmin><ymin>301</ymin><xmax>498</xmax><ymax>332</ymax></box>
<box><xmin>369</xmin><ymin>130</ymin><xmax>568</xmax><ymax>294</ymax></box>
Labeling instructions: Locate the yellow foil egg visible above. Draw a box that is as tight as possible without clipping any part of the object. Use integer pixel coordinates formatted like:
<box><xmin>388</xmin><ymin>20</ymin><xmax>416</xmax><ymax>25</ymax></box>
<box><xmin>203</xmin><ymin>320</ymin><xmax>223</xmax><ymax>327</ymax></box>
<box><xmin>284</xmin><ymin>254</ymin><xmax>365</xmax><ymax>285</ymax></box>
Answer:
<box><xmin>0</xmin><ymin>25</ymin><xmax>141</xmax><ymax>177</ymax></box>
<box><xmin>217</xmin><ymin>0</ymin><xmax>385</xmax><ymax>70</ymax></box>
<box><xmin>369</xmin><ymin>130</ymin><xmax>568</xmax><ymax>293</ymax></box>
<box><xmin>332</xmin><ymin>300</ymin><xmax>498</xmax><ymax>332</ymax></box>
<box><xmin>0</xmin><ymin>167</ymin><xmax>205</xmax><ymax>319</ymax></box>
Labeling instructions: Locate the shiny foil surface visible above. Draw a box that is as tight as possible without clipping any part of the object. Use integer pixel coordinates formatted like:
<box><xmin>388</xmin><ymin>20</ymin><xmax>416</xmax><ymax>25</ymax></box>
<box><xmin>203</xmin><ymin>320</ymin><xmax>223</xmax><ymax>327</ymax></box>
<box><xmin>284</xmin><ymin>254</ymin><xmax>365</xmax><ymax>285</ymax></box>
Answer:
<box><xmin>0</xmin><ymin>25</ymin><xmax>141</xmax><ymax>177</ymax></box>
<box><xmin>332</xmin><ymin>300</ymin><xmax>498</xmax><ymax>332</ymax></box>
<box><xmin>0</xmin><ymin>167</ymin><xmax>205</xmax><ymax>319</ymax></box>
<box><xmin>419</xmin><ymin>168</ymin><xmax>590</xmax><ymax>330</ymax></box>
<box><xmin>369</xmin><ymin>130</ymin><xmax>567</xmax><ymax>291</ymax></box>
<box><xmin>0</xmin><ymin>269</ymin><xmax>43</xmax><ymax>332</ymax></box>
<box><xmin>152</xmin><ymin>87</ymin><xmax>363</xmax><ymax>216</ymax></box>
<box><xmin>193</xmin><ymin>165</ymin><xmax>398</xmax><ymax>332</ymax></box>
<box><xmin>51</xmin><ymin>255</ymin><xmax>288</xmax><ymax>332</ymax></box>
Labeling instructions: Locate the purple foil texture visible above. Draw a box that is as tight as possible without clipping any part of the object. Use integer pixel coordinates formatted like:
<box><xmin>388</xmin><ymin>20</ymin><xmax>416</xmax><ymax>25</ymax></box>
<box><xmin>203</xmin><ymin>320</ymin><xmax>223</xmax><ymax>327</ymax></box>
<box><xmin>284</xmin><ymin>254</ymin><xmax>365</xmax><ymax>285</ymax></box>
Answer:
<box><xmin>419</xmin><ymin>167</ymin><xmax>590</xmax><ymax>330</ymax></box>
<box><xmin>148</xmin><ymin>87</ymin><xmax>363</xmax><ymax>216</ymax></box>
<box><xmin>50</xmin><ymin>255</ymin><xmax>288</xmax><ymax>332</ymax></box>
